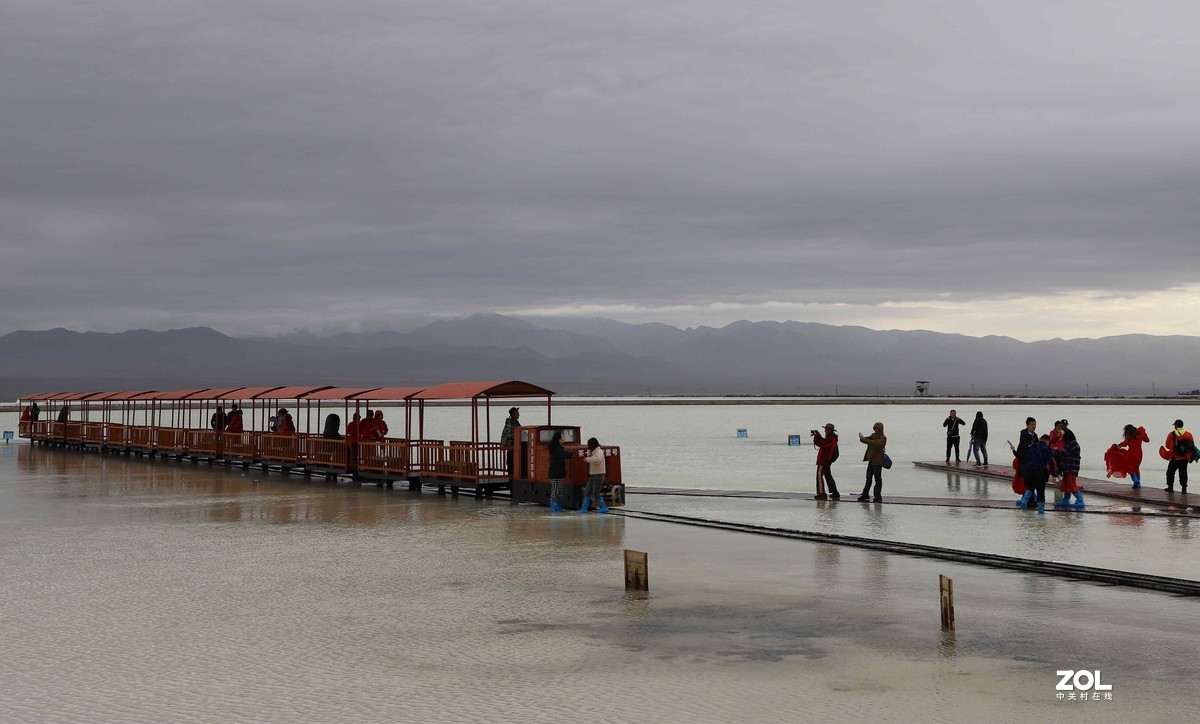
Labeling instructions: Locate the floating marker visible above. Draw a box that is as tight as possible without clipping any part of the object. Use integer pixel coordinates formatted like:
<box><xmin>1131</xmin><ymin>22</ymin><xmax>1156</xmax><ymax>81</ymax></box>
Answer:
<box><xmin>788</xmin><ymin>434</ymin><xmax>802</xmax><ymax>446</ymax></box>
<box><xmin>624</xmin><ymin>549</ymin><xmax>648</xmax><ymax>591</ymax></box>
<box><xmin>940</xmin><ymin>575</ymin><xmax>955</xmax><ymax>630</ymax></box>
<box><xmin>2</xmin><ymin>431</ymin><xmax>12</xmax><ymax>444</ymax></box>
<box><xmin>737</xmin><ymin>428</ymin><xmax>748</xmax><ymax>439</ymax></box>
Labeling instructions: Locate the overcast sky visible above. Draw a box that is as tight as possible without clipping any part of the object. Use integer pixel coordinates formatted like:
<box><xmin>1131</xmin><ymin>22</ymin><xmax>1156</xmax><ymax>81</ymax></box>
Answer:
<box><xmin>3</xmin><ymin>0</ymin><xmax>1199</xmax><ymax>341</ymax></box>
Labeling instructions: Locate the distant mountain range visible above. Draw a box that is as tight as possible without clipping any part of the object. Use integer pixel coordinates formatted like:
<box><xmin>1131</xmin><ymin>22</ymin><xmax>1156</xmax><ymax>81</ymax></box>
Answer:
<box><xmin>3</xmin><ymin>314</ymin><xmax>1200</xmax><ymax>400</ymax></box>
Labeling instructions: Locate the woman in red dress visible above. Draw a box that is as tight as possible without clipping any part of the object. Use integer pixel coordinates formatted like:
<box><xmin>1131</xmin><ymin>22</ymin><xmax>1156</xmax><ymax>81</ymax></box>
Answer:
<box><xmin>1105</xmin><ymin>424</ymin><xmax>1148</xmax><ymax>489</ymax></box>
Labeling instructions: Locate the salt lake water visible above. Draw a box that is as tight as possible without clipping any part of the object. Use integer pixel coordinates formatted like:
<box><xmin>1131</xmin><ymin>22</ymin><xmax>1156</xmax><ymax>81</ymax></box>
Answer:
<box><xmin>0</xmin><ymin>403</ymin><xmax>1196</xmax><ymax>722</ymax></box>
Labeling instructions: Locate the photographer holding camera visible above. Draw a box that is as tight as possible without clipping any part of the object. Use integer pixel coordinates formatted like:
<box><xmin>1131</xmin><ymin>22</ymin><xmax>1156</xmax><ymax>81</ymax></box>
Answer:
<box><xmin>811</xmin><ymin>423</ymin><xmax>840</xmax><ymax>500</ymax></box>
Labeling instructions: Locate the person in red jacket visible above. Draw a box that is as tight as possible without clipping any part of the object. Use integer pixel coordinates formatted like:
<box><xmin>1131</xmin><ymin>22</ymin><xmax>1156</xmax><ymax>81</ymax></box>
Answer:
<box><xmin>276</xmin><ymin>408</ymin><xmax>295</xmax><ymax>436</ymax></box>
<box><xmin>810</xmin><ymin>423</ymin><xmax>840</xmax><ymax>500</ymax></box>
<box><xmin>359</xmin><ymin>409</ymin><xmax>378</xmax><ymax>443</ymax></box>
<box><xmin>372</xmin><ymin>410</ymin><xmax>388</xmax><ymax>441</ymax></box>
<box><xmin>224</xmin><ymin>406</ymin><xmax>244</xmax><ymax>433</ymax></box>
<box><xmin>1164</xmin><ymin>419</ymin><xmax>1193</xmax><ymax>493</ymax></box>
<box><xmin>1105</xmin><ymin>424</ymin><xmax>1148</xmax><ymax>489</ymax></box>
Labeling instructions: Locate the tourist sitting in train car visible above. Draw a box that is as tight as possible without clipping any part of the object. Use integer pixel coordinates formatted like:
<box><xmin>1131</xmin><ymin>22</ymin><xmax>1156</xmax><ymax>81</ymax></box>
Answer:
<box><xmin>57</xmin><ymin>406</ymin><xmax>69</xmax><ymax>422</ymax></box>
<box><xmin>359</xmin><ymin>409</ymin><xmax>378</xmax><ymax>442</ymax></box>
<box><xmin>224</xmin><ymin>406</ymin><xmax>243</xmax><ymax>433</ymax></box>
<box><xmin>322</xmin><ymin>414</ymin><xmax>342</xmax><ymax>440</ymax></box>
<box><xmin>276</xmin><ymin>408</ymin><xmax>295</xmax><ymax>436</ymax></box>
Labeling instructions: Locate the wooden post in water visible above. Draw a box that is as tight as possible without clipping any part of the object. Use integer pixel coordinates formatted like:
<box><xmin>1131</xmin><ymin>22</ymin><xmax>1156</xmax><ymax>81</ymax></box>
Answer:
<box><xmin>625</xmin><ymin>549</ymin><xmax>648</xmax><ymax>591</ymax></box>
<box><xmin>939</xmin><ymin>575</ymin><xmax>955</xmax><ymax>630</ymax></box>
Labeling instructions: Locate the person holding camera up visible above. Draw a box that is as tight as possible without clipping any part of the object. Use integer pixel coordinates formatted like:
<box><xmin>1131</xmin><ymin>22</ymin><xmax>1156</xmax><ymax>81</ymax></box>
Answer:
<box><xmin>858</xmin><ymin>422</ymin><xmax>887</xmax><ymax>502</ymax></box>
<box><xmin>811</xmin><ymin>423</ymin><xmax>840</xmax><ymax>500</ymax></box>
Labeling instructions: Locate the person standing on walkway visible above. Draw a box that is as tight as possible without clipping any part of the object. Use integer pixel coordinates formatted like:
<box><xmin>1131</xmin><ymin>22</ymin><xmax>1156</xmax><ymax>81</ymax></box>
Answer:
<box><xmin>547</xmin><ymin>431</ymin><xmax>572</xmax><ymax>513</ymax></box>
<box><xmin>579</xmin><ymin>437</ymin><xmax>609</xmax><ymax>513</ymax></box>
<box><xmin>943</xmin><ymin>410</ymin><xmax>964</xmax><ymax>463</ymax></box>
<box><xmin>501</xmin><ymin>407</ymin><xmax>520</xmax><ymax>475</ymax></box>
<box><xmin>1165</xmin><ymin>419</ymin><xmax>1194</xmax><ymax>493</ymax></box>
<box><xmin>1022</xmin><ymin>434</ymin><xmax>1056</xmax><ymax>514</ymax></box>
<box><xmin>857</xmin><ymin>422</ymin><xmax>887</xmax><ymax>502</ymax></box>
<box><xmin>1009</xmin><ymin>417</ymin><xmax>1038</xmax><ymax>506</ymax></box>
<box><xmin>969</xmin><ymin>411</ymin><xmax>989</xmax><ymax>467</ymax></box>
<box><xmin>1055</xmin><ymin>426</ymin><xmax>1084</xmax><ymax>507</ymax></box>
<box><xmin>1105</xmin><ymin>424</ymin><xmax>1149</xmax><ymax>489</ymax></box>
<box><xmin>811</xmin><ymin>423</ymin><xmax>840</xmax><ymax>500</ymax></box>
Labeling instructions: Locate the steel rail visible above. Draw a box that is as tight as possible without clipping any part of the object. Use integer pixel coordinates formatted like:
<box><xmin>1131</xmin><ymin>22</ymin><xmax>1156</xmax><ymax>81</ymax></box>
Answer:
<box><xmin>612</xmin><ymin>508</ymin><xmax>1200</xmax><ymax>597</ymax></box>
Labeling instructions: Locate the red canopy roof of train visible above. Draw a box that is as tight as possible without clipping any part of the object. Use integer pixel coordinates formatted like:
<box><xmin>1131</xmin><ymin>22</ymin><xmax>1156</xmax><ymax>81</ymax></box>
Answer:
<box><xmin>348</xmin><ymin>387</ymin><xmax>426</xmax><ymax>401</ymax></box>
<box><xmin>93</xmin><ymin>390</ymin><xmax>158</xmax><ymax>401</ymax></box>
<box><xmin>252</xmin><ymin>385</ymin><xmax>331</xmax><ymax>399</ymax></box>
<box><xmin>411</xmin><ymin>380</ymin><xmax>555</xmax><ymax>400</ymax></box>
<box><xmin>184</xmin><ymin>387</ymin><xmax>247</xmax><ymax>400</ymax></box>
<box><xmin>22</xmin><ymin>391</ymin><xmax>69</xmax><ymax>401</ymax></box>
<box><xmin>224</xmin><ymin>386</ymin><xmax>284</xmax><ymax>399</ymax></box>
<box><xmin>299</xmin><ymin>387</ymin><xmax>381</xmax><ymax>401</ymax></box>
<box><xmin>150</xmin><ymin>389</ymin><xmax>211</xmax><ymax>401</ymax></box>
<box><xmin>61</xmin><ymin>392</ymin><xmax>104</xmax><ymax>401</ymax></box>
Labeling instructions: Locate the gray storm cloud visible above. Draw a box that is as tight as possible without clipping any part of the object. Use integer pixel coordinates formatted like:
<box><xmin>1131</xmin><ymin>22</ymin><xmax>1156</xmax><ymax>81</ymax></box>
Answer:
<box><xmin>2</xmin><ymin>0</ymin><xmax>1198</xmax><ymax>337</ymax></box>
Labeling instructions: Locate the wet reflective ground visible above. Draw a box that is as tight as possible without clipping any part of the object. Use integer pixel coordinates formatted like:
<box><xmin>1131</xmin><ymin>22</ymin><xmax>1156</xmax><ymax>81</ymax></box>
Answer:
<box><xmin>0</xmin><ymin>443</ymin><xmax>1197</xmax><ymax>722</ymax></box>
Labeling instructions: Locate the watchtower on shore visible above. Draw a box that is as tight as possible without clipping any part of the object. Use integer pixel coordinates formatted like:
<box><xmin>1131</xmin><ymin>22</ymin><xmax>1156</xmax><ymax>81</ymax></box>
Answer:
<box><xmin>913</xmin><ymin>380</ymin><xmax>930</xmax><ymax>397</ymax></box>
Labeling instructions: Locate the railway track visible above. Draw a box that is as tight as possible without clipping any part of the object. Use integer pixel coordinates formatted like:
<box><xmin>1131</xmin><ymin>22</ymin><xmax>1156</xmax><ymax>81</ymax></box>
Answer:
<box><xmin>612</xmin><ymin>508</ymin><xmax>1200</xmax><ymax>597</ymax></box>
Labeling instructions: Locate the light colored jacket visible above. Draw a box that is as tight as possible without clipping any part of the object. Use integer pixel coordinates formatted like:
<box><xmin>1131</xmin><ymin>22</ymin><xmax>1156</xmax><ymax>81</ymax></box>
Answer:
<box><xmin>585</xmin><ymin>447</ymin><xmax>606</xmax><ymax>475</ymax></box>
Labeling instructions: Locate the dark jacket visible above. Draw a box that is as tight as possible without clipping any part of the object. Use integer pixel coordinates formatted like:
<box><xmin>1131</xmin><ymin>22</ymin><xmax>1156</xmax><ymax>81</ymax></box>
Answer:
<box><xmin>970</xmin><ymin>416</ymin><xmax>988</xmax><ymax>442</ymax></box>
<box><xmin>1015</xmin><ymin>428</ymin><xmax>1038</xmax><ymax>464</ymax></box>
<box><xmin>943</xmin><ymin>416</ymin><xmax>964</xmax><ymax>437</ymax></box>
<box><xmin>548</xmin><ymin>441</ymin><xmax>572</xmax><ymax>479</ymax></box>
<box><xmin>1026</xmin><ymin>440</ymin><xmax>1056</xmax><ymax>475</ymax></box>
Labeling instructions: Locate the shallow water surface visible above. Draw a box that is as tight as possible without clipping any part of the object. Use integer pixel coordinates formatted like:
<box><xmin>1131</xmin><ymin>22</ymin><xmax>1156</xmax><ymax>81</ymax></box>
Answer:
<box><xmin>0</xmin><ymin>406</ymin><xmax>1197</xmax><ymax>721</ymax></box>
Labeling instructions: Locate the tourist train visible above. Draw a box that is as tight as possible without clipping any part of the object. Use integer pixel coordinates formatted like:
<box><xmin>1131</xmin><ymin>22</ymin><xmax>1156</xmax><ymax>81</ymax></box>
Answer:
<box><xmin>15</xmin><ymin>380</ymin><xmax>623</xmax><ymax>510</ymax></box>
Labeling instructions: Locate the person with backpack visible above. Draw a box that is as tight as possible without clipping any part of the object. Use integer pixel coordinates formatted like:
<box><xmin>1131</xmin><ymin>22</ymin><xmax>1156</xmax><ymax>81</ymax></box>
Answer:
<box><xmin>811</xmin><ymin>423</ymin><xmax>841</xmax><ymax>500</ymax></box>
<box><xmin>1164</xmin><ymin>419</ymin><xmax>1194</xmax><ymax>493</ymax></box>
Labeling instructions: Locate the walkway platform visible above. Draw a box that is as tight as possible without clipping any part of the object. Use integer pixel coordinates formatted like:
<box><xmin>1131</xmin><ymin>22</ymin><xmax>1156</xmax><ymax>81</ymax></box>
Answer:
<box><xmin>913</xmin><ymin>460</ymin><xmax>1197</xmax><ymax>510</ymax></box>
<box><xmin>629</xmin><ymin>488</ymin><xmax>1200</xmax><ymax>518</ymax></box>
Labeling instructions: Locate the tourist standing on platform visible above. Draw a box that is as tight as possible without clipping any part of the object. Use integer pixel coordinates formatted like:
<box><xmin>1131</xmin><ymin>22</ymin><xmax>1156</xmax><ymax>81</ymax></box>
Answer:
<box><xmin>580</xmin><ymin>437</ymin><xmax>609</xmax><ymax>513</ymax></box>
<box><xmin>372</xmin><ymin>410</ymin><xmax>388</xmax><ymax>441</ymax></box>
<box><xmin>970</xmin><ymin>411</ymin><xmax>989</xmax><ymax>467</ymax></box>
<box><xmin>1048</xmin><ymin>421</ymin><xmax>1066</xmax><ymax>487</ymax></box>
<box><xmin>1055</xmin><ymin>425</ymin><xmax>1084</xmax><ymax>507</ymax></box>
<box><xmin>943</xmin><ymin>410</ymin><xmax>964</xmax><ymax>463</ymax></box>
<box><xmin>210</xmin><ymin>405</ymin><xmax>226</xmax><ymax>432</ymax></box>
<box><xmin>1105</xmin><ymin>424</ymin><xmax>1149</xmax><ymax>488</ymax></box>
<box><xmin>501</xmin><ymin>407</ymin><xmax>520</xmax><ymax>475</ymax></box>
<box><xmin>1022</xmin><ymin>434</ymin><xmax>1056</xmax><ymax>514</ymax></box>
<box><xmin>857</xmin><ymin>422</ymin><xmax>887</xmax><ymax>502</ymax></box>
<box><xmin>811</xmin><ymin>423</ymin><xmax>840</xmax><ymax>500</ymax></box>
<box><xmin>1164</xmin><ymin>419</ymin><xmax>1194</xmax><ymax>493</ymax></box>
<box><xmin>1010</xmin><ymin>417</ymin><xmax>1038</xmax><ymax>506</ymax></box>
<box><xmin>20</xmin><ymin>405</ymin><xmax>30</xmax><ymax>422</ymax></box>
<box><xmin>547</xmin><ymin>431</ymin><xmax>572</xmax><ymax>513</ymax></box>
<box><xmin>29</xmin><ymin>402</ymin><xmax>40</xmax><ymax>421</ymax></box>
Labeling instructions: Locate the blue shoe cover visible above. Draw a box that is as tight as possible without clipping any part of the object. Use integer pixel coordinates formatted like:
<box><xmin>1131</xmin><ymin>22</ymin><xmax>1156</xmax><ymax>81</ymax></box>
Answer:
<box><xmin>1072</xmin><ymin>492</ymin><xmax>1085</xmax><ymax>507</ymax></box>
<box><xmin>596</xmin><ymin>497</ymin><xmax>609</xmax><ymax>513</ymax></box>
<box><xmin>1037</xmin><ymin>500</ymin><xmax>1045</xmax><ymax>515</ymax></box>
<box><xmin>550</xmin><ymin>500</ymin><xmax>562</xmax><ymax>513</ymax></box>
<box><xmin>1016</xmin><ymin>491</ymin><xmax>1032</xmax><ymax>508</ymax></box>
<box><xmin>578</xmin><ymin>496</ymin><xmax>591</xmax><ymax>513</ymax></box>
